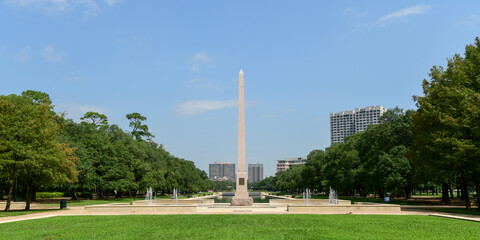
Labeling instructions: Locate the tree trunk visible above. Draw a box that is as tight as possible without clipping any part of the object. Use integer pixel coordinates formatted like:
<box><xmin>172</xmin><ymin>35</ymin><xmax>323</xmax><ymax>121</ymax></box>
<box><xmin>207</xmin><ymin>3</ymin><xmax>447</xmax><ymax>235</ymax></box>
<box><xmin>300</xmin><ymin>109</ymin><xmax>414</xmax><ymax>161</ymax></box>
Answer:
<box><xmin>24</xmin><ymin>185</ymin><xmax>31</xmax><ymax>211</ymax></box>
<box><xmin>449</xmin><ymin>187</ymin><xmax>454</xmax><ymax>198</ymax></box>
<box><xmin>24</xmin><ymin>177</ymin><xmax>35</xmax><ymax>211</ymax></box>
<box><xmin>31</xmin><ymin>185</ymin><xmax>37</xmax><ymax>202</ymax></box>
<box><xmin>24</xmin><ymin>186</ymin><xmax>31</xmax><ymax>210</ymax></box>
<box><xmin>473</xmin><ymin>170</ymin><xmax>480</xmax><ymax>212</ymax></box>
<box><xmin>379</xmin><ymin>189</ymin><xmax>385</xmax><ymax>199</ymax></box>
<box><xmin>4</xmin><ymin>181</ymin><xmax>14</xmax><ymax>212</ymax></box>
<box><xmin>442</xmin><ymin>182</ymin><xmax>449</xmax><ymax>202</ymax></box>
<box><xmin>71</xmin><ymin>188</ymin><xmax>78</xmax><ymax>200</ymax></box>
<box><xmin>404</xmin><ymin>185</ymin><xmax>412</xmax><ymax>199</ymax></box>
<box><xmin>461</xmin><ymin>173</ymin><xmax>471</xmax><ymax>210</ymax></box>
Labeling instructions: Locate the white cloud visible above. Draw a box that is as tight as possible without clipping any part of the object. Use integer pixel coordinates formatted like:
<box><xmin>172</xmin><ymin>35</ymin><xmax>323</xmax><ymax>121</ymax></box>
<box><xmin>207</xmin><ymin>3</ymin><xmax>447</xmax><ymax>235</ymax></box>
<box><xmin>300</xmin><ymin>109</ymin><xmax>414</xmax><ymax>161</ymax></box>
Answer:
<box><xmin>349</xmin><ymin>5</ymin><xmax>432</xmax><ymax>32</ymax></box>
<box><xmin>343</xmin><ymin>7</ymin><xmax>368</xmax><ymax>19</ymax></box>
<box><xmin>104</xmin><ymin>0</ymin><xmax>120</xmax><ymax>6</ymax></box>
<box><xmin>175</xmin><ymin>99</ymin><xmax>237</xmax><ymax>115</ymax></box>
<box><xmin>456</xmin><ymin>15</ymin><xmax>480</xmax><ymax>29</ymax></box>
<box><xmin>191</xmin><ymin>52</ymin><xmax>213</xmax><ymax>71</ymax></box>
<box><xmin>379</xmin><ymin>5</ymin><xmax>431</xmax><ymax>22</ymax></box>
<box><xmin>13</xmin><ymin>46</ymin><xmax>31</xmax><ymax>63</ymax></box>
<box><xmin>187</xmin><ymin>78</ymin><xmax>219</xmax><ymax>89</ymax></box>
<box><xmin>5</xmin><ymin>0</ymin><xmax>108</xmax><ymax>17</ymax></box>
<box><xmin>55</xmin><ymin>102</ymin><xmax>107</xmax><ymax>121</ymax></box>
<box><xmin>42</xmin><ymin>46</ymin><xmax>65</xmax><ymax>63</ymax></box>
<box><xmin>63</xmin><ymin>73</ymin><xmax>84</xmax><ymax>83</ymax></box>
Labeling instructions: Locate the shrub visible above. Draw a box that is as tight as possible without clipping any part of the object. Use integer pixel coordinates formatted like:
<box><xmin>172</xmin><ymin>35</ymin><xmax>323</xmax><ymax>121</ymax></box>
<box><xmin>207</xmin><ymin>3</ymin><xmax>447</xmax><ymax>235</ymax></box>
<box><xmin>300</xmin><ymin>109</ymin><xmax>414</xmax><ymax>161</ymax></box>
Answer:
<box><xmin>36</xmin><ymin>192</ymin><xmax>64</xmax><ymax>199</ymax></box>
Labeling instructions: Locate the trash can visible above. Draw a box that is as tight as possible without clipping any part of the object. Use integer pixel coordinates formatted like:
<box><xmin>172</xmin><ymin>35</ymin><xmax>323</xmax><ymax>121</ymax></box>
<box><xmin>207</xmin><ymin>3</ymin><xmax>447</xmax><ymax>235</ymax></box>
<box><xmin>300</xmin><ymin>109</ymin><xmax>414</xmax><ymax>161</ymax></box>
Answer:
<box><xmin>60</xmin><ymin>200</ymin><xmax>67</xmax><ymax>209</ymax></box>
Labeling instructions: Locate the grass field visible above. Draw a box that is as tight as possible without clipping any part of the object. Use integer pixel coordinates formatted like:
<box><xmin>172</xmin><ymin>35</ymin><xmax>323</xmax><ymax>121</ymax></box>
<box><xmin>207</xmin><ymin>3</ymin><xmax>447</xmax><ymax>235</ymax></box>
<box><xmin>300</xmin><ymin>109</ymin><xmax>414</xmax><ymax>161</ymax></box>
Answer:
<box><xmin>37</xmin><ymin>195</ymin><xmax>196</xmax><ymax>207</ymax></box>
<box><xmin>0</xmin><ymin>215</ymin><xmax>478</xmax><ymax>239</ymax></box>
<box><xmin>308</xmin><ymin>195</ymin><xmax>418</xmax><ymax>205</ymax></box>
<box><xmin>36</xmin><ymin>198</ymin><xmax>136</xmax><ymax>207</ymax></box>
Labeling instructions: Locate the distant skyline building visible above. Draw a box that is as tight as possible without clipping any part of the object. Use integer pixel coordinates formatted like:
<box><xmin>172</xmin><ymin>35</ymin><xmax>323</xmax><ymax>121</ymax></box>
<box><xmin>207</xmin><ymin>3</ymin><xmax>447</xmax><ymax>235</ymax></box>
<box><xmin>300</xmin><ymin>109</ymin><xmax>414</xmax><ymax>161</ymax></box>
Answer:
<box><xmin>330</xmin><ymin>105</ymin><xmax>387</xmax><ymax>144</ymax></box>
<box><xmin>209</xmin><ymin>161</ymin><xmax>235</xmax><ymax>181</ymax></box>
<box><xmin>276</xmin><ymin>157</ymin><xmax>307</xmax><ymax>173</ymax></box>
<box><xmin>248</xmin><ymin>163</ymin><xmax>264</xmax><ymax>184</ymax></box>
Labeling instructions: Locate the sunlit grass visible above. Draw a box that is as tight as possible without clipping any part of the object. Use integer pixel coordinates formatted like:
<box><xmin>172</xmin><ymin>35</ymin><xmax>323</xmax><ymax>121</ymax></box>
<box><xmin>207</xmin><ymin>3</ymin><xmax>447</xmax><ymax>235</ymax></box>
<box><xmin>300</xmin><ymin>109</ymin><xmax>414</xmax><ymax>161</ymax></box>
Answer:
<box><xmin>0</xmin><ymin>215</ymin><xmax>478</xmax><ymax>240</ymax></box>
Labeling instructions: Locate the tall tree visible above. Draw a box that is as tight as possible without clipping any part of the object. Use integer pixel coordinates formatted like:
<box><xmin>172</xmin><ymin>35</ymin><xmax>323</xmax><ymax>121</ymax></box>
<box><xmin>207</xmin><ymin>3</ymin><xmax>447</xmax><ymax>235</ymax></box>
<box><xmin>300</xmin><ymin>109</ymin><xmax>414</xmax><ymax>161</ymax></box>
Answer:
<box><xmin>302</xmin><ymin>149</ymin><xmax>325</xmax><ymax>191</ymax></box>
<box><xmin>126</xmin><ymin>112</ymin><xmax>154</xmax><ymax>140</ymax></box>
<box><xmin>0</xmin><ymin>93</ymin><xmax>77</xmax><ymax>211</ymax></box>
<box><xmin>21</xmin><ymin>90</ymin><xmax>51</xmax><ymax>105</ymax></box>
<box><xmin>412</xmin><ymin>37</ymin><xmax>480</xmax><ymax>210</ymax></box>
<box><xmin>80</xmin><ymin>112</ymin><xmax>108</xmax><ymax>127</ymax></box>
<box><xmin>357</xmin><ymin>108</ymin><xmax>415</xmax><ymax>198</ymax></box>
<box><xmin>322</xmin><ymin>141</ymin><xmax>362</xmax><ymax>195</ymax></box>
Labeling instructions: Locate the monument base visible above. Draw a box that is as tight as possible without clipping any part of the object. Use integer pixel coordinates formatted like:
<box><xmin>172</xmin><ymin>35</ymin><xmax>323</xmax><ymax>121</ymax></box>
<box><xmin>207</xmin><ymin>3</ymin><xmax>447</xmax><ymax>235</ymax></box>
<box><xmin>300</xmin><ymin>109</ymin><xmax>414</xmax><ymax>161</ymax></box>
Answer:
<box><xmin>230</xmin><ymin>197</ymin><xmax>253</xmax><ymax>206</ymax></box>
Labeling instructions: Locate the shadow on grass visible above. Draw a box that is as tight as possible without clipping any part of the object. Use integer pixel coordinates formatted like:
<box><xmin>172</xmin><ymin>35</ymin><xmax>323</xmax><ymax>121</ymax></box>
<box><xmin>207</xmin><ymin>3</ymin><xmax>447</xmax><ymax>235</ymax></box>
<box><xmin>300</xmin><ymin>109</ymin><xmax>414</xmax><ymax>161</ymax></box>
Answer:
<box><xmin>428</xmin><ymin>208</ymin><xmax>480</xmax><ymax>216</ymax></box>
<box><xmin>0</xmin><ymin>209</ymin><xmax>58</xmax><ymax>218</ymax></box>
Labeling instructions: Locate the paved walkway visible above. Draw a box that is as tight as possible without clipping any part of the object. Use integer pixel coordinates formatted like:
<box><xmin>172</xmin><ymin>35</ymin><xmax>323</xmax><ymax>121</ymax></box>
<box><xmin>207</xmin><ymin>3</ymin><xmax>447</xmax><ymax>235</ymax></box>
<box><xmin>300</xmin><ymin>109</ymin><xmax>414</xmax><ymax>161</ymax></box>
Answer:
<box><xmin>430</xmin><ymin>213</ymin><xmax>480</xmax><ymax>222</ymax></box>
<box><xmin>1</xmin><ymin>204</ymin><xmax>479</xmax><ymax>224</ymax></box>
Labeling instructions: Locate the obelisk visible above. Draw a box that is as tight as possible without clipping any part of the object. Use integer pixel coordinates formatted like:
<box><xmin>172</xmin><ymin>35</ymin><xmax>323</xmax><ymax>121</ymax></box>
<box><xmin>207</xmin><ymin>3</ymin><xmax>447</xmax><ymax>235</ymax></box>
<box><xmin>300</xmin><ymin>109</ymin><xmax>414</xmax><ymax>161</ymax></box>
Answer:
<box><xmin>231</xmin><ymin>69</ymin><xmax>253</xmax><ymax>206</ymax></box>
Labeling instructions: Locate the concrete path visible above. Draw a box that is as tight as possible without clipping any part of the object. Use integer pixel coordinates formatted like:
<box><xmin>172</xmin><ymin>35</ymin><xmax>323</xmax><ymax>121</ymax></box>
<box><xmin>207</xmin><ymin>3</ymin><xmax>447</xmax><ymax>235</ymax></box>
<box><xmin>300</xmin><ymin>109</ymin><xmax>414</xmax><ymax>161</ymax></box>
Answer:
<box><xmin>430</xmin><ymin>213</ymin><xmax>480</xmax><ymax>222</ymax></box>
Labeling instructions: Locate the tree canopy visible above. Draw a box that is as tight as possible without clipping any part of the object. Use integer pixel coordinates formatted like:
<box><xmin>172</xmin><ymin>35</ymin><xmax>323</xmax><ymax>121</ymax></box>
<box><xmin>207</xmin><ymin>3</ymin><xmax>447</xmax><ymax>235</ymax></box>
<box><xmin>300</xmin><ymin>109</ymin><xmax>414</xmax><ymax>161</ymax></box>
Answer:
<box><xmin>412</xmin><ymin>37</ymin><xmax>480</xmax><ymax>210</ymax></box>
<box><xmin>0</xmin><ymin>93</ymin><xmax>77</xmax><ymax>211</ymax></box>
<box><xmin>126</xmin><ymin>112</ymin><xmax>154</xmax><ymax>141</ymax></box>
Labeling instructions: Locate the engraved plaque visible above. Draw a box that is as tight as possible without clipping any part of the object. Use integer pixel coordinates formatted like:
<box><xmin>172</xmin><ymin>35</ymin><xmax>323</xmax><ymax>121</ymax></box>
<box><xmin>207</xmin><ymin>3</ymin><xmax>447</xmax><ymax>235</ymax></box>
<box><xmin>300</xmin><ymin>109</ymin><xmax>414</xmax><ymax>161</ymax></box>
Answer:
<box><xmin>239</xmin><ymin>178</ymin><xmax>245</xmax><ymax>185</ymax></box>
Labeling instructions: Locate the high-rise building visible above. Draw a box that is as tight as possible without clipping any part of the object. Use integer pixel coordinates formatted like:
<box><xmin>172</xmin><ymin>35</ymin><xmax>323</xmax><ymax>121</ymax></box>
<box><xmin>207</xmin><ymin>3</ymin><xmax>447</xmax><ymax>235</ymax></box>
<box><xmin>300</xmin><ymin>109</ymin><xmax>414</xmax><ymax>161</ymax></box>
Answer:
<box><xmin>209</xmin><ymin>161</ymin><xmax>235</xmax><ymax>181</ymax></box>
<box><xmin>330</xmin><ymin>105</ymin><xmax>386</xmax><ymax>144</ymax></box>
<box><xmin>276</xmin><ymin>157</ymin><xmax>307</xmax><ymax>173</ymax></box>
<box><xmin>248</xmin><ymin>163</ymin><xmax>264</xmax><ymax>183</ymax></box>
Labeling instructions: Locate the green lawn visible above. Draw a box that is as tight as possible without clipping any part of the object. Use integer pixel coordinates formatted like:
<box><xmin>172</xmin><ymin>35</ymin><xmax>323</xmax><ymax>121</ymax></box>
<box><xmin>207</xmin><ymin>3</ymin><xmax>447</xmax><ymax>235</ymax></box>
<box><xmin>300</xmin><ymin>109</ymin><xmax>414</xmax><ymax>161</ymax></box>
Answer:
<box><xmin>0</xmin><ymin>215</ymin><xmax>478</xmax><ymax>239</ymax></box>
<box><xmin>37</xmin><ymin>198</ymin><xmax>136</xmax><ymax>207</ymax></box>
<box><xmin>307</xmin><ymin>195</ymin><xmax>453</xmax><ymax>205</ymax></box>
<box><xmin>37</xmin><ymin>195</ymin><xmax>206</xmax><ymax>207</ymax></box>
<box><xmin>412</xmin><ymin>193</ymin><xmax>459</xmax><ymax>198</ymax></box>
<box><xmin>0</xmin><ymin>209</ymin><xmax>57</xmax><ymax>218</ymax></box>
<box><xmin>308</xmin><ymin>195</ymin><xmax>415</xmax><ymax>205</ymax></box>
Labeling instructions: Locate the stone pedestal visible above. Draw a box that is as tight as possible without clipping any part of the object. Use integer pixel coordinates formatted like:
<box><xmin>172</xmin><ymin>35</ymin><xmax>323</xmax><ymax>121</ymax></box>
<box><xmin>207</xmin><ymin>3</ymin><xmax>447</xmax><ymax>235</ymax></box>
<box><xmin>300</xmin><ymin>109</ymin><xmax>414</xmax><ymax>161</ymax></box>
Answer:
<box><xmin>230</xmin><ymin>197</ymin><xmax>253</xmax><ymax>206</ymax></box>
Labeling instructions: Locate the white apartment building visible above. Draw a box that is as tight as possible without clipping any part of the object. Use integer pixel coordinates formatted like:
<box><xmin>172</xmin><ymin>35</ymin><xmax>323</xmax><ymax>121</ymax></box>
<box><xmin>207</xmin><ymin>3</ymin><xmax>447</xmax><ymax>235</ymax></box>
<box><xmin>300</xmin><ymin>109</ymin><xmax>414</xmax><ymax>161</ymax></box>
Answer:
<box><xmin>276</xmin><ymin>157</ymin><xmax>307</xmax><ymax>173</ymax></box>
<box><xmin>330</xmin><ymin>106</ymin><xmax>387</xmax><ymax>144</ymax></box>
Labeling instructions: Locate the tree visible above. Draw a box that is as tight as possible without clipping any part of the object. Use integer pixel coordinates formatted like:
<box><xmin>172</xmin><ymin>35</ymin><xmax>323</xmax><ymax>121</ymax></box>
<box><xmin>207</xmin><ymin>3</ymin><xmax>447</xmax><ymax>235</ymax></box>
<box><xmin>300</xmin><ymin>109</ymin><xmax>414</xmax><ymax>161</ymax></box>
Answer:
<box><xmin>412</xmin><ymin>37</ymin><xmax>480</xmax><ymax>210</ymax></box>
<box><xmin>302</xmin><ymin>149</ymin><xmax>325</xmax><ymax>191</ymax></box>
<box><xmin>21</xmin><ymin>90</ymin><xmax>51</xmax><ymax>105</ymax></box>
<box><xmin>357</xmin><ymin>108</ymin><xmax>415</xmax><ymax>198</ymax></box>
<box><xmin>251</xmin><ymin>176</ymin><xmax>276</xmax><ymax>191</ymax></box>
<box><xmin>322</xmin><ymin>141</ymin><xmax>361</xmax><ymax>195</ymax></box>
<box><xmin>275</xmin><ymin>165</ymin><xmax>305</xmax><ymax>192</ymax></box>
<box><xmin>60</xmin><ymin>116</ymin><xmax>209</xmax><ymax>198</ymax></box>
<box><xmin>80</xmin><ymin>112</ymin><xmax>108</xmax><ymax>127</ymax></box>
<box><xmin>0</xmin><ymin>93</ymin><xmax>77</xmax><ymax>211</ymax></box>
<box><xmin>126</xmin><ymin>112</ymin><xmax>154</xmax><ymax>140</ymax></box>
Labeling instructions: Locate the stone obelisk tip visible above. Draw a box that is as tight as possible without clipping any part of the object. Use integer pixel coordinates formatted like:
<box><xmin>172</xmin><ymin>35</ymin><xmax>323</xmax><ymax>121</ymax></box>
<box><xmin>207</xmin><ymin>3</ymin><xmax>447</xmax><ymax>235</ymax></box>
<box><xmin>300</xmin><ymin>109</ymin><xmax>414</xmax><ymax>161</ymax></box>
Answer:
<box><xmin>239</xmin><ymin>69</ymin><xmax>243</xmax><ymax>74</ymax></box>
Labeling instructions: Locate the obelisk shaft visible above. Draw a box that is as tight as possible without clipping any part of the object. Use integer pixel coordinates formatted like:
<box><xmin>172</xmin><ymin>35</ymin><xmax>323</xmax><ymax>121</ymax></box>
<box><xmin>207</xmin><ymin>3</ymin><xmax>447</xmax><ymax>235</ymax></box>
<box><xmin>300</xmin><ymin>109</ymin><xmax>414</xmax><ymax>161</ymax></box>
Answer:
<box><xmin>238</xmin><ymin>70</ymin><xmax>245</xmax><ymax>173</ymax></box>
<box><xmin>235</xmin><ymin>69</ymin><xmax>248</xmax><ymax>198</ymax></box>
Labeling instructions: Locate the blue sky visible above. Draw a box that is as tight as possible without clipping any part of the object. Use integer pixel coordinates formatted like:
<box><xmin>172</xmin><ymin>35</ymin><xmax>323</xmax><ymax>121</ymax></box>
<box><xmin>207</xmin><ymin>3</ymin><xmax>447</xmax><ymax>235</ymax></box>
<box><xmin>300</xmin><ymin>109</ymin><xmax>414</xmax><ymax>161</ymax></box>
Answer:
<box><xmin>1</xmin><ymin>0</ymin><xmax>479</xmax><ymax>177</ymax></box>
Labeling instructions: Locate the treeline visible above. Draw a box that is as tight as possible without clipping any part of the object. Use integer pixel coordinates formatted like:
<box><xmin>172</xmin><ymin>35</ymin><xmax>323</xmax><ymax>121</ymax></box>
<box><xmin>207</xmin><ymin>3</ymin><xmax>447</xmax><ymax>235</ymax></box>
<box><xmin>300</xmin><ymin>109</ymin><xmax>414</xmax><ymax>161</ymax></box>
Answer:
<box><xmin>253</xmin><ymin>37</ymin><xmax>480</xmax><ymax>210</ymax></box>
<box><xmin>252</xmin><ymin>107</ymin><xmax>413</xmax><ymax>197</ymax></box>
<box><xmin>0</xmin><ymin>91</ymin><xmax>210</xmax><ymax>211</ymax></box>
